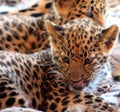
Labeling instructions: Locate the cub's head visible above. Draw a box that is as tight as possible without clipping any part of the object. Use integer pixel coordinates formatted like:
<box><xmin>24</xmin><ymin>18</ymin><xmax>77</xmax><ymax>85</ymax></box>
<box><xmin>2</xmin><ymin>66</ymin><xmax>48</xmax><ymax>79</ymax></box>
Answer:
<box><xmin>45</xmin><ymin>18</ymin><xmax>118</xmax><ymax>91</ymax></box>
<box><xmin>52</xmin><ymin>0</ymin><xmax>106</xmax><ymax>26</ymax></box>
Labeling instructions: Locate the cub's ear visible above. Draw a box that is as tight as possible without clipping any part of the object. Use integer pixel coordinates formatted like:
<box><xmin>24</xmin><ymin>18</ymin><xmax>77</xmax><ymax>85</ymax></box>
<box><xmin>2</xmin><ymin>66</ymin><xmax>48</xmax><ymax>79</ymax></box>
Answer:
<box><xmin>45</xmin><ymin>20</ymin><xmax>63</xmax><ymax>39</ymax></box>
<box><xmin>101</xmin><ymin>25</ymin><xmax>119</xmax><ymax>52</ymax></box>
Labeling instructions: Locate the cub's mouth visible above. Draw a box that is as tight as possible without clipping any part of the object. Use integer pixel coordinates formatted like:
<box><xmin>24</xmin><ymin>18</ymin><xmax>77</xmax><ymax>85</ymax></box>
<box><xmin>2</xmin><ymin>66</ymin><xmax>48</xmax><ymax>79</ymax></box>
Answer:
<box><xmin>69</xmin><ymin>80</ymin><xmax>85</xmax><ymax>92</ymax></box>
<box><xmin>69</xmin><ymin>80</ymin><xmax>90</xmax><ymax>92</ymax></box>
<box><xmin>73</xmin><ymin>80</ymin><xmax>84</xmax><ymax>90</ymax></box>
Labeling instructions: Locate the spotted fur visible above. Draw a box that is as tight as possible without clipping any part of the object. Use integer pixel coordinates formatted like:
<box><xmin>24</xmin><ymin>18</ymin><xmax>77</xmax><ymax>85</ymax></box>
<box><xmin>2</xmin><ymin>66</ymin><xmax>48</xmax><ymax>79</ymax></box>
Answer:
<box><xmin>0</xmin><ymin>0</ymin><xmax>52</xmax><ymax>16</ymax></box>
<box><xmin>0</xmin><ymin>0</ymin><xmax>106</xmax><ymax>53</ymax></box>
<box><xmin>0</xmin><ymin>0</ymin><xmax>20</xmax><ymax>6</ymax></box>
<box><xmin>0</xmin><ymin>15</ymin><xmax>50</xmax><ymax>53</ymax></box>
<box><xmin>0</xmin><ymin>0</ymin><xmax>106</xmax><ymax>26</ymax></box>
<box><xmin>0</xmin><ymin>18</ymin><xmax>119</xmax><ymax>112</ymax></box>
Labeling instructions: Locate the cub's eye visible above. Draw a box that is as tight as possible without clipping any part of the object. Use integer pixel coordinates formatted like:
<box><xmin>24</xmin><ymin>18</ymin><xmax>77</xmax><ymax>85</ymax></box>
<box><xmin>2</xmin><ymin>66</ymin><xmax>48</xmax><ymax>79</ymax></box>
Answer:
<box><xmin>84</xmin><ymin>58</ymin><xmax>93</xmax><ymax>65</ymax></box>
<box><xmin>62</xmin><ymin>57</ymin><xmax>70</xmax><ymax>63</ymax></box>
<box><xmin>88</xmin><ymin>13</ymin><xmax>93</xmax><ymax>18</ymax></box>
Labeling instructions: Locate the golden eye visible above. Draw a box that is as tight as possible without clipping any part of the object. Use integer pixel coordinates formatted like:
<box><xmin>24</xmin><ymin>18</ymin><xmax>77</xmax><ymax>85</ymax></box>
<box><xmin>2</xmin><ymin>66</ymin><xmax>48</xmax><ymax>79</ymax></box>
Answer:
<box><xmin>62</xmin><ymin>57</ymin><xmax>70</xmax><ymax>64</ymax></box>
<box><xmin>84</xmin><ymin>58</ymin><xmax>93</xmax><ymax>65</ymax></box>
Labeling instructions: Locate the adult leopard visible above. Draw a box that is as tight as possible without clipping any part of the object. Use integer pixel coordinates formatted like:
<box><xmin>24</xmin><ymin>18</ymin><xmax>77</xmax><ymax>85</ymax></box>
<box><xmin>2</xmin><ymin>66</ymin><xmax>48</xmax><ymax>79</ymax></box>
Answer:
<box><xmin>0</xmin><ymin>0</ymin><xmax>106</xmax><ymax>53</ymax></box>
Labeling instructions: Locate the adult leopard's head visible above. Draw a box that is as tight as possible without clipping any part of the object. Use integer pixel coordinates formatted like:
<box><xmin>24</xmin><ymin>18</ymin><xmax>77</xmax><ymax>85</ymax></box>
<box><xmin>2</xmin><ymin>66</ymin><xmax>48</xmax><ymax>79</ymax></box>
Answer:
<box><xmin>46</xmin><ymin>18</ymin><xmax>118</xmax><ymax>91</ymax></box>
<box><xmin>52</xmin><ymin>0</ymin><xmax>106</xmax><ymax>26</ymax></box>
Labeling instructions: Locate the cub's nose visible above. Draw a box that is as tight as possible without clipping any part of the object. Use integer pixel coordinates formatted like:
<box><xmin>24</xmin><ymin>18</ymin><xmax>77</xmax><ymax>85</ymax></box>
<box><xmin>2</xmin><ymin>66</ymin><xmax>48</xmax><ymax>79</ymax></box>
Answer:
<box><xmin>70</xmin><ymin>73</ymin><xmax>83</xmax><ymax>82</ymax></box>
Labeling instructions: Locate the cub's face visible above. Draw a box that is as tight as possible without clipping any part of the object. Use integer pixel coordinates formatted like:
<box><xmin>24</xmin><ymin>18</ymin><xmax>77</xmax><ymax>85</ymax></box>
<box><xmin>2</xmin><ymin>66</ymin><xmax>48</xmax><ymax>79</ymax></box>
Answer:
<box><xmin>46</xmin><ymin>18</ymin><xmax>118</xmax><ymax>91</ymax></box>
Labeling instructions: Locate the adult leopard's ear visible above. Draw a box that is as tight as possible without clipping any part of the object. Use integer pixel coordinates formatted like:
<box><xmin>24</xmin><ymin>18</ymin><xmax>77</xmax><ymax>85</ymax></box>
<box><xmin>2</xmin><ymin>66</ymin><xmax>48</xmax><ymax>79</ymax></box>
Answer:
<box><xmin>101</xmin><ymin>25</ymin><xmax>119</xmax><ymax>52</ymax></box>
<box><xmin>53</xmin><ymin>0</ymin><xmax>73</xmax><ymax>8</ymax></box>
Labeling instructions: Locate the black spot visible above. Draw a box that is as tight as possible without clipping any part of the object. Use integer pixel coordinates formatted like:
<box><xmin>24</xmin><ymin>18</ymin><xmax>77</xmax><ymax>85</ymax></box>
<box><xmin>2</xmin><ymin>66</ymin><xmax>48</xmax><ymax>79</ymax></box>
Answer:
<box><xmin>76</xmin><ymin>0</ymin><xmax>80</xmax><ymax>4</ymax></box>
<box><xmin>55</xmin><ymin>98</ymin><xmax>60</xmax><ymax>103</ymax></box>
<box><xmin>10</xmin><ymin>92</ymin><xmax>18</xmax><ymax>96</ymax></box>
<box><xmin>0</xmin><ymin>93</ymin><xmax>7</xmax><ymax>98</ymax></box>
<box><xmin>33</xmin><ymin>70</ymin><xmax>39</xmax><ymax>80</ymax></box>
<box><xmin>74</xmin><ymin>94</ymin><xmax>80</xmax><ymax>99</ymax></box>
<box><xmin>0</xmin><ymin>47</ymin><xmax>3</xmax><ymax>50</ymax></box>
<box><xmin>29</xmin><ymin>27</ymin><xmax>34</xmax><ymax>34</ymax></box>
<box><xmin>58</xmin><ymin>88</ymin><xmax>64</xmax><ymax>93</ymax></box>
<box><xmin>18</xmin><ymin>44</ymin><xmax>22</xmax><ymax>48</ymax></box>
<box><xmin>13</xmin><ymin>32</ymin><xmax>19</xmax><ymax>40</ymax></box>
<box><xmin>62</xmin><ymin>97</ymin><xmax>69</xmax><ymax>105</ymax></box>
<box><xmin>62</xmin><ymin>107</ymin><xmax>67</xmax><ymax>112</ymax></box>
<box><xmin>14</xmin><ymin>48</ymin><xmax>19</xmax><ymax>52</ymax></box>
<box><xmin>54</xmin><ymin>26</ymin><xmax>63</xmax><ymax>31</ymax></box>
<box><xmin>25</xmin><ymin>70</ymin><xmax>31</xmax><ymax>77</ymax></box>
<box><xmin>45</xmin><ymin>2</ymin><xmax>52</xmax><ymax>9</ymax></box>
<box><xmin>24</xmin><ymin>88</ymin><xmax>29</xmax><ymax>94</ymax></box>
<box><xmin>90</xmin><ymin>36</ymin><xmax>93</xmax><ymax>41</ymax></box>
<box><xmin>36</xmin><ymin>91</ymin><xmax>40</xmax><ymax>99</ymax></box>
<box><xmin>32</xmin><ymin>4</ymin><xmax>38</xmax><ymax>8</ymax></box>
<box><xmin>27</xmin><ymin>84</ymin><xmax>32</xmax><ymax>91</ymax></box>
<box><xmin>22</xmin><ymin>35</ymin><xmax>28</xmax><ymax>41</ymax></box>
<box><xmin>84</xmin><ymin>51</ymin><xmax>87</xmax><ymax>57</ymax></box>
<box><xmin>0</xmin><ymin>86</ymin><xmax>5</xmax><ymax>92</ymax></box>
<box><xmin>34</xmin><ymin>82</ymin><xmax>38</xmax><ymax>88</ymax></box>
<box><xmin>102</xmin><ymin>104</ymin><xmax>108</xmax><ymax>109</ymax></box>
<box><xmin>0</xmin><ymin>102</ymin><xmax>1</xmax><ymax>108</ymax></box>
<box><xmin>6</xmin><ymin>34</ymin><xmax>12</xmax><ymax>41</ymax></box>
<box><xmin>27</xmin><ymin>60</ymin><xmax>32</xmax><ymax>67</ymax></box>
<box><xmin>32</xmin><ymin>98</ymin><xmax>36</xmax><ymax>108</ymax></box>
<box><xmin>95</xmin><ymin>98</ymin><xmax>102</xmax><ymax>102</ymax></box>
<box><xmin>80</xmin><ymin>54</ymin><xmax>83</xmax><ymax>57</ymax></box>
<box><xmin>53</xmin><ymin>92</ymin><xmax>58</xmax><ymax>96</ymax></box>
<box><xmin>0</xmin><ymin>82</ymin><xmax>7</xmax><ymax>86</ymax></box>
<box><xmin>25</xmin><ymin>72</ymin><xmax>30</xmax><ymax>80</ymax></box>
<box><xmin>6</xmin><ymin>87</ymin><xmax>14</xmax><ymax>90</ymax></box>
<box><xmin>28</xmin><ymin>8</ymin><xmax>34</xmax><ymax>11</ymax></box>
<box><xmin>31</xmin><ymin>42</ymin><xmax>36</xmax><ymax>49</ymax></box>
<box><xmin>53</xmin><ymin>83</ymin><xmax>58</xmax><ymax>88</ymax></box>
<box><xmin>5</xmin><ymin>44</ymin><xmax>10</xmax><ymax>49</ymax></box>
<box><xmin>91</xmin><ymin>0</ymin><xmax>94</xmax><ymax>4</ymax></box>
<box><xmin>30</xmin><ymin>13</ymin><xmax>44</xmax><ymax>17</ymax></box>
<box><xmin>85</xmin><ymin>100</ymin><xmax>93</xmax><ymax>104</ymax></box>
<box><xmin>48</xmin><ymin>94</ymin><xmax>53</xmax><ymax>100</ymax></box>
<box><xmin>11</xmin><ymin>59</ymin><xmax>18</xmax><ymax>66</ymax></box>
<box><xmin>6</xmin><ymin>97</ymin><xmax>15</xmax><ymax>106</ymax></box>
<box><xmin>113</xmin><ymin>76</ymin><xmax>120</xmax><ymax>81</ymax></box>
<box><xmin>19</xmin><ymin>9</ymin><xmax>29</xmax><ymax>12</ymax></box>
<box><xmin>50</xmin><ymin>102</ymin><xmax>57</xmax><ymax>110</ymax></box>
<box><xmin>75</xmin><ymin>14</ymin><xmax>81</xmax><ymax>17</ymax></box>
<box><xmin>18</xmin><ymin>25</ymin><xmax>23</xmax><ymax>32</ymax></box>
<box><xmin>15</xmin><ymin>69</ymin><xmax>20</xmax><ymax>77</ymax></box>
<box><xmin>18</xmin><ymin>98</ymin><xmax>25</xmax><ymax>105</ymax></box>
<box><xmin>73</xmin><ymin>99</ymin><xmax>82</xmax><ymax>103</ymax></box>
<box><xmin>0</xmin><ymin>29</ymin><xmax>3</xmax><ymax>35</ymax></box>
<box><xmin>84</xmin><ymin>94</ymin><xmax>93</xmax><ymax>98</ymax></box>
<box><xmin>85</xmin><ymin>46</ymin><xmax>88</xmax><ymax>50</ymax></box>
<box><xmin>20</xmin><ymin>80</ymin><xmax>23</xmax><ymax>87</ymax></box>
